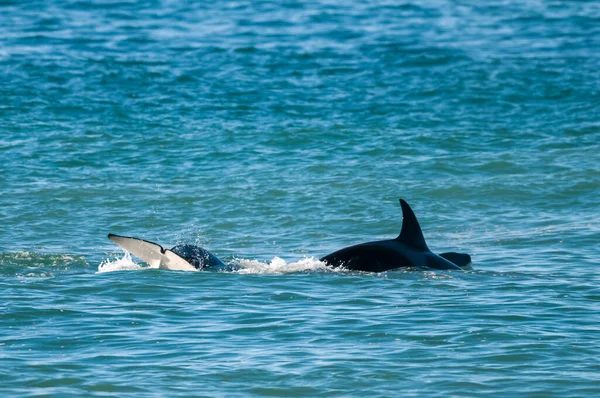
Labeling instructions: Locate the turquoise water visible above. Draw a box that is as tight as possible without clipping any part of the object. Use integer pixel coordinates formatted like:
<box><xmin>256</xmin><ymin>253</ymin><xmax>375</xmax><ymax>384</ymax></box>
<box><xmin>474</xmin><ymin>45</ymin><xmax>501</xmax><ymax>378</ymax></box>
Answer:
<box><xmin>1</xmin><ymin>0</ymin><xmax>600</xmax><ymax>396</ymax></box>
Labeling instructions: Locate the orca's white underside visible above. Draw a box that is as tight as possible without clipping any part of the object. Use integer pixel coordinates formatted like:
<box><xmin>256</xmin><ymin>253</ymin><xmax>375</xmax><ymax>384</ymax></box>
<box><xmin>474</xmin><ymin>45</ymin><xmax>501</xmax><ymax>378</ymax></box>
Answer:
<box><xmin>108</xmin><ymin>234</ymin><xmax>197</xmax><ymax>271</ymax></box>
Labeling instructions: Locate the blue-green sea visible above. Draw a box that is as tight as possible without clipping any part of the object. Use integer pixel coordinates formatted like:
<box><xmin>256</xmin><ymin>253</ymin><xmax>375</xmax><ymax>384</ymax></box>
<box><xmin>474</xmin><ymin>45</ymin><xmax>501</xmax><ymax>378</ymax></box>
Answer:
<box><xmin>1</xmin><ymin>0</ymin><xmax>600</xmax><ymax>396</ymax></box>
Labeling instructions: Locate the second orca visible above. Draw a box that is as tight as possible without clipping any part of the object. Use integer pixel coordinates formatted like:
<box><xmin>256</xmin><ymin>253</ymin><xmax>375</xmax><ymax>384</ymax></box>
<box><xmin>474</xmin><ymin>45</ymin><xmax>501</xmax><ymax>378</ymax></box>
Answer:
<box><xmin>320</xmin><ymin>199</ymin><xmax>472</xmax><ymax>272</ymax></box>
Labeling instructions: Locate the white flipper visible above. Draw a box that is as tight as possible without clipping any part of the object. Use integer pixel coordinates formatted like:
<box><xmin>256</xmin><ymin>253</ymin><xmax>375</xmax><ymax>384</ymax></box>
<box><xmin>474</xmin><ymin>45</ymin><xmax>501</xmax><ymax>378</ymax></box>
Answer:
<box><xmin>108</xmin><ymin>234</ymin><xmax>197</xmax><ymax>271</ymax></box>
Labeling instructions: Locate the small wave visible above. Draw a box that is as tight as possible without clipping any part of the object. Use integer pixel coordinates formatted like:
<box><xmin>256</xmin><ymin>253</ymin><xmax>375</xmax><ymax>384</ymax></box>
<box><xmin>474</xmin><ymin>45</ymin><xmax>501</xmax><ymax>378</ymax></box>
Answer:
<box><xmin>97</xmin><ymin>252</ymin><xmax>150</xmax><ymax>273</ymax></box>
<box><xmin>0</xmin><ymin>251</ymin><xmax>87</xmax><ymax>277</ymax></box>
<box><xmin>0</xmin><ymin>251</ymin><xmax>87</xmax><ymax>267</ymax></box>
<box><xmin>231</xmin><ymin>256</ymin><xmax>332</xmax><ymax>274</ymax></box>
<box><xmin>17</xmin><ymin>272</ymin><xmax>55</xmax><ymax>278</ymax></box>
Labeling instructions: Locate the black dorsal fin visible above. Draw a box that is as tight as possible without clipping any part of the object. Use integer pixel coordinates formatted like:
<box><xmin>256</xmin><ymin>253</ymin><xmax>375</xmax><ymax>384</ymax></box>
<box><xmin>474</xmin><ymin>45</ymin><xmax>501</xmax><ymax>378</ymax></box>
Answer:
<box><xmin>395</xmin><ymin>199</ymin><xmax>429</xmax><ymax>251</ymax></box>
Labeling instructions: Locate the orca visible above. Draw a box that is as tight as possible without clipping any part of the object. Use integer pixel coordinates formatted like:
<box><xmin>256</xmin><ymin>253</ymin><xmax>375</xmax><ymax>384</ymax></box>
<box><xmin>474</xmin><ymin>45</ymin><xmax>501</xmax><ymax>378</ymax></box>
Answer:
<box><xmin>107</xmin><ymin>234</ymin><xmax>225</xmax><ymax>271</ymax></box>
<box><xmin>320</xmin><ymin>199</ymin><xmax>472</xmax><ymax>272</ymax></box>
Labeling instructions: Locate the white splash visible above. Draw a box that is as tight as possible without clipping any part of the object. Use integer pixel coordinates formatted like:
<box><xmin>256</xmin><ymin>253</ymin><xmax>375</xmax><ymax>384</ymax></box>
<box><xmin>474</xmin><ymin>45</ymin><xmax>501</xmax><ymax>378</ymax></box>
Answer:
<box><xmin>232</xmin><ymin>256</ymin><xmax>332</xmax><ymax>274</ymax></box>
<box><xmin>97</xmin><ymin>253</ymin><xmax>336</xmax><ymax>275</ymax></box>
<box><xmin>97</xmin><ymin>252</ymin><xmax>150</xmax><ymax>273</ymax></box>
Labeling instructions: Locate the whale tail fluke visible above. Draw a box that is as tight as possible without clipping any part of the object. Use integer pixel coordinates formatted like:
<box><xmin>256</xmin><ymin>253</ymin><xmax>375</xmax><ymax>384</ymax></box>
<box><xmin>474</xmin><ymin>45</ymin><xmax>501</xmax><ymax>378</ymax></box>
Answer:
<box><xmin>107</xmin><ymin>233</ymin><xmax>197</xmax><ymax>271</ymax></box>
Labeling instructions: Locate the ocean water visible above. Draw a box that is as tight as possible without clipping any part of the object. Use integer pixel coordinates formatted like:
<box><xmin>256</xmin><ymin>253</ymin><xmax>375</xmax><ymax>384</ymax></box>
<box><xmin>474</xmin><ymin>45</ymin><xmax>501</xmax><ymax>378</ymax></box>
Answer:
<box><xmin>1</xmin><ymin>0</ymin><xmax>600</xmax><ymax>396</ymax></box>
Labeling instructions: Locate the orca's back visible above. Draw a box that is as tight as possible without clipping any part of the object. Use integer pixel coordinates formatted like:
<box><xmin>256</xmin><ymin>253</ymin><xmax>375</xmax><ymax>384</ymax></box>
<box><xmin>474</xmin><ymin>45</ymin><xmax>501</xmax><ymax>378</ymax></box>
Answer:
<box><xmin>170</xmin><ymin>245</ymin><xmax>225</xmax><ymax>270</ymax></box>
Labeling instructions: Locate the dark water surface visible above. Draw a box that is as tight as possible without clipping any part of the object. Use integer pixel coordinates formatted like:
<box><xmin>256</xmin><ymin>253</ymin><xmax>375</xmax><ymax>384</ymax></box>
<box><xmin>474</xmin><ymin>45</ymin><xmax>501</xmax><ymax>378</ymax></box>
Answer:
<box><xmin>1</xmin><ymin>0</ymin><xmax>599</xmax><ymax>396</ymax></box>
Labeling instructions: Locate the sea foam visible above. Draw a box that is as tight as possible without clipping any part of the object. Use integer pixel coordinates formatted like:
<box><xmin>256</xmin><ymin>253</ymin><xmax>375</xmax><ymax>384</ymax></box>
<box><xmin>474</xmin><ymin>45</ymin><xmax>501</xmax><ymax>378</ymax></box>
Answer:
<box><xmin>97</xmin><ymin>252</ymin><xmax>150</xmax><ymax>273</ymax></box>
